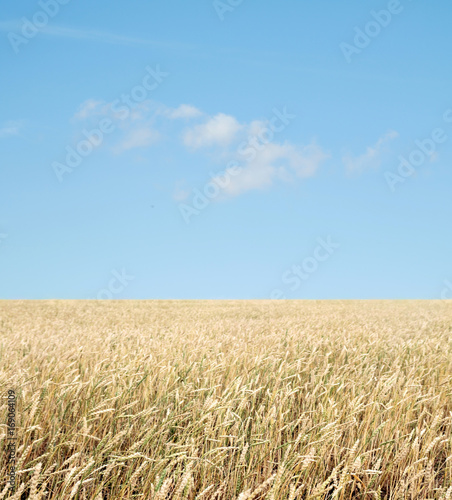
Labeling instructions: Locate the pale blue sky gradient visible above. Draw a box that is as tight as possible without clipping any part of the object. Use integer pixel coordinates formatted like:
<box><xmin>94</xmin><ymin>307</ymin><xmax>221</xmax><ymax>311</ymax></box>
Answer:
<box><xmin>1</xmin><ymin>0</ymin><xmax>451</xmax><ymax>299</ymax></box>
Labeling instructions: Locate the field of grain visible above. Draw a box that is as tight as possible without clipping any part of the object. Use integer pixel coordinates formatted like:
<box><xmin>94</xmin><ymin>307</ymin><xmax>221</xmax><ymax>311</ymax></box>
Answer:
<box><xmin>1</xmin><ymin>300</ymin><xmax>452</xmax><ymax>499</ymax></box>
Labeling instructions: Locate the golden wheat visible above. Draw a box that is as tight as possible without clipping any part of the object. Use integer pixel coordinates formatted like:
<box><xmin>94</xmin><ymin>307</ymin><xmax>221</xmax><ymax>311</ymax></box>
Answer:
<box><xmin>1</xmin><ymin>300</ymin><xmax>452</xmax><ymax>498</ymax></box>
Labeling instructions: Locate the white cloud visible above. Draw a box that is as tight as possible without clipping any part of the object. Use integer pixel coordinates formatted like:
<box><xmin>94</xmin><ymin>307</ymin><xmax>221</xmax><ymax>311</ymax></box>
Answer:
<box><xmin>214</xmin><ymin>141</ymin><xmax>329</xmax><ymax>197</ymax></box>
<box><xmin>113</xmin><ymin>127</ymin><xmax>160</xmax><ymax>153</ymax></box>
<box><xmin>343</xmin><ymin>130</ymin><xmax>398</xmax><ymax>174</ymax></box>
<box><xmin>69</xmin><ymin>99</ymin><xmax>329</xmax><ymax>196</ymax></box>
<box><xmin>73</xmin><ymin>99</ymin><xmax>158</xmax><ymax>122</ymax></box>
<box><xmin>274</xmin><ymin>142</ymin><xmax>329</xmax><ymax>178</ymax></box>
<box><xmin>179</xmin><ymin>108</ymin><xmax>329</xmax><ymax>197</ymax></box>
<box><xmin>183</xmin><ymin>113</ymin><xmax>242</xmax><ymax>149</ymax></box>
<box><xmin>216</xmin><ymin>162</ymin><xmax>282</xmax><ymax>197</ymax></box>
<box><xmin>74</xmin><ymin>99</ymin><xmax>104</xmax><ymax>120</ymax></box>
<box><xmin>72</xmin><ymin>98</ymin><xmax>162</xmax><ymax>153</ymax></box>
<box><xmin>247</xmin><ymin>119</ymin><xmax>268</xmax><ymax>136</ymax></box>
<box><xmin>167</xmin><ymin>104</ymin><xmax>202</xmax><ymax>119</ymax></box>
<box><xmin>127</xmin><ymin>101</ymin><xmax>161</xmax><ymax>122</ymax></box>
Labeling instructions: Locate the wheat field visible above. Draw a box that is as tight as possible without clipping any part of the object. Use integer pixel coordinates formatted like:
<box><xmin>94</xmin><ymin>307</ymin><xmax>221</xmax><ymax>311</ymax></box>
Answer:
<box><xmin>1</xmin><ymin>300</ymin><xmax>452</xmax><ymax>499</ymax></box>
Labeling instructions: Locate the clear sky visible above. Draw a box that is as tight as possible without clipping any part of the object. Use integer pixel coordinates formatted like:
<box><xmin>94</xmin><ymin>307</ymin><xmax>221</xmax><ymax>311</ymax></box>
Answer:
<box><xmin>1</xmin><ymin>0</ymin><xmax>451</xmax><ymax>299</ymax></box>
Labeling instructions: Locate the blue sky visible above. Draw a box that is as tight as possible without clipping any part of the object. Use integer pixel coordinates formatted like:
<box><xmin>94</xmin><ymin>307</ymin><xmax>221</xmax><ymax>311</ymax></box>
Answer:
<box><xmin>1</xmin><ymin>0</ymin><xmax>451</xmax><ymax>299</ymax></box>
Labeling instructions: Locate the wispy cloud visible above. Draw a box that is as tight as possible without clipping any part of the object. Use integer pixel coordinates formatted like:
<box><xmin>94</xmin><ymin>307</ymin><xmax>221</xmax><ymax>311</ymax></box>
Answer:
<box><xmin>69</xmin><ymin>97</ymin><xmax>329</xmax><ymax>197</ymax></box>
<box><xmin>166</xmin><ymin>104</ymin><xmax>203</xmax><ymax>120</ymax></box>
<box><xmin>113</xmin><ymin>127</ymin><xmax>160</xmax><ymax>154</ymax></box>
<box><xmin>342</xmin><ymin>130</ymin><xmax>398</xmax><ymax>174</ymax></box>
<box><xmin>183</xmin><ymin>113</ymin><xmax>243</xmax><ymax>149</ymax></box>
<box><xmin>0</xmin><ymin>21</ymin><xmax>194</xmax><ymax>50</ymax></box>
<box><xmin>74</xmin><ymin>99</ymin><xmax>105</xmax><ymax>121</ymax></box>
<box><xmin>180</xmin><ymin>109</ymin><xmax>329</xmax><ymax>197</ymax></box>
<box><xmin>0</xmin><ymin>120</ymin><xmax>23</xmax><ymax>138</ymax></box>
<box><xmin>215</xmin><ymin>141</ymin><xmax>328</xmax><ymax>197</ymax></box>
